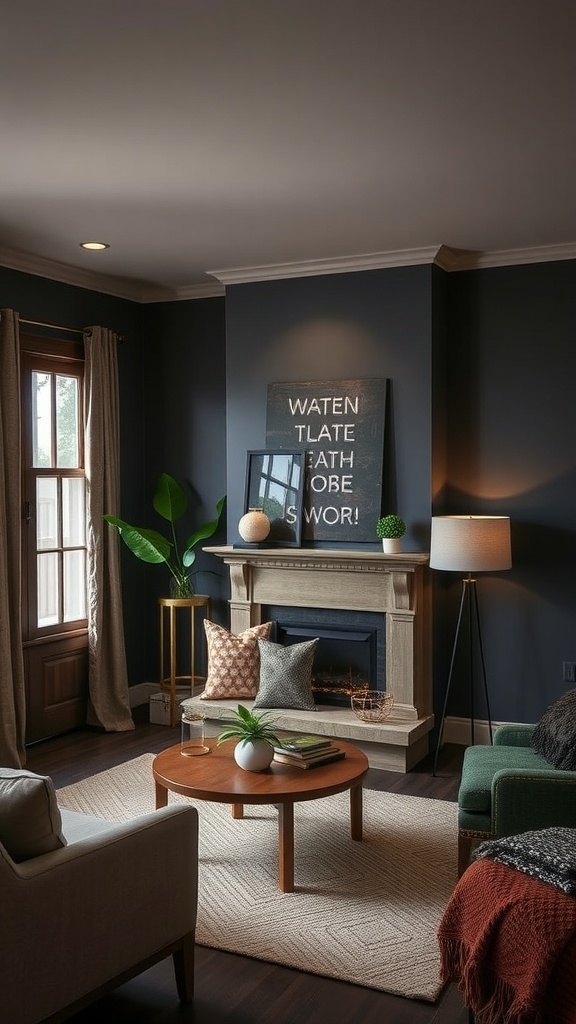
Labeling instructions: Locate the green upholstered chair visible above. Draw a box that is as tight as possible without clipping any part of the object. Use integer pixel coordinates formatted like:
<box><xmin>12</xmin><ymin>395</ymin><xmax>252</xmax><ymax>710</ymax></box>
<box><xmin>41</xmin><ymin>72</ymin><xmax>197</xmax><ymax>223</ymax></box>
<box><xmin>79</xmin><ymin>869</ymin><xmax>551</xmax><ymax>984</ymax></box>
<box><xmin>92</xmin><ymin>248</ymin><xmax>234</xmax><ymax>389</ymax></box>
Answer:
<box><xmin>457</xmin><ymin>723</ymin><xmax>576</xmax><ymax>876</ymax></box>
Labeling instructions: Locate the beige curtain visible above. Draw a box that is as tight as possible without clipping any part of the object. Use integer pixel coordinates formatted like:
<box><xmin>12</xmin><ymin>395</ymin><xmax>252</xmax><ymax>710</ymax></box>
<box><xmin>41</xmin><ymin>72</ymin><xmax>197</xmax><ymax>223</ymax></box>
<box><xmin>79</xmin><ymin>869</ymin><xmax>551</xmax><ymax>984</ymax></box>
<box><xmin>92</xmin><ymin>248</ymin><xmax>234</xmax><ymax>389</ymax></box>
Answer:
<box><xmin>0</xmin><ymin>310</ymin><xmax>26</xmax><ymax>766</ymax></box>
<box><xmin>84</xmin><ymin>326</ymin><xmax>134</xmax><ymax>731</ymax></box>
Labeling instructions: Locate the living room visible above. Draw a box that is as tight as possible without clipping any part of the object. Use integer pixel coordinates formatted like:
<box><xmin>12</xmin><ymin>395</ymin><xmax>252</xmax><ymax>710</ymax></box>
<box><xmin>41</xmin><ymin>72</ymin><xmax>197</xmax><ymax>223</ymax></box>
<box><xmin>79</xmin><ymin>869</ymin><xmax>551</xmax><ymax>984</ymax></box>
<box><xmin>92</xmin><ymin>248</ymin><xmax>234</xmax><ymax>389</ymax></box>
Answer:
<box><xmin>1</xmin><ymin>2</ymin><xmax>576</xmax><ymax>1022</ymax></box>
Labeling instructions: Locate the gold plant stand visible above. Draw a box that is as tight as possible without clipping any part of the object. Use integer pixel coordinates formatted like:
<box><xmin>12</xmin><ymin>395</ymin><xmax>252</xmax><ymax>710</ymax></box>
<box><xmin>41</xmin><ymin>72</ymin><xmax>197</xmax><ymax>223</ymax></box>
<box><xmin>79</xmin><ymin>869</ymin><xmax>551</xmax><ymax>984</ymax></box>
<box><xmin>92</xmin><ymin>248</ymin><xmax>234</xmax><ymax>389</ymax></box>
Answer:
<box><xmin>158</xmin><ymin>595</ymin><xmax>211</xmax><ymax>727</ymax></box>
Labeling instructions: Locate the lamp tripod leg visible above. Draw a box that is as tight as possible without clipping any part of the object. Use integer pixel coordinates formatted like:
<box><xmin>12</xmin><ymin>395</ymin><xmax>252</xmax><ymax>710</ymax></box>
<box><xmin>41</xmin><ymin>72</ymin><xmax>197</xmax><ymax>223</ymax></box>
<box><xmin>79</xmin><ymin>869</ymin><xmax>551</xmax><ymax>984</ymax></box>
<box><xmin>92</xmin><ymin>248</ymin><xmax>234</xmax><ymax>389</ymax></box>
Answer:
<box><xmin>468</xmin><ymin>580</ymin><xmax>475</xmax><ymax>746</ymax></box>
<box><xmin>471</xmin><ymin>583</ymin><xmax>493</xmax><ymax>744</ymax></box>
<box><xmin>433</xmin><ymin>579</ymin><xmax>468</xmax><ymax>776</ymax></box>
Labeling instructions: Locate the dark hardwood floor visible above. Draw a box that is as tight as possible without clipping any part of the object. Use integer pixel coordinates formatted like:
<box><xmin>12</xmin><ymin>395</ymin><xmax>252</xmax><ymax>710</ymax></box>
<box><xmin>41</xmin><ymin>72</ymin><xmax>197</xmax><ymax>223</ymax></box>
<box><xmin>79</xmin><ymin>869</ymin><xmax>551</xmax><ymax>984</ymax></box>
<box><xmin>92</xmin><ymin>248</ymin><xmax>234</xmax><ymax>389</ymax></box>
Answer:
<box><xmin>25</xmin><ymin>707</ymin><xmax>467</xmax><ymax>1024</ymax></box>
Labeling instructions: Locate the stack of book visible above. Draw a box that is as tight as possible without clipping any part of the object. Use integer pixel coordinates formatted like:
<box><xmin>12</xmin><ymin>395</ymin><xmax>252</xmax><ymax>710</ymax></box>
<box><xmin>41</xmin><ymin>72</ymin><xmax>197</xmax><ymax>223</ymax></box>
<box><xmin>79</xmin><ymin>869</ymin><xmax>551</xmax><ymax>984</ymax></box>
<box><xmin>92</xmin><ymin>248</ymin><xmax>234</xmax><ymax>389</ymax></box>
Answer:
<box><xmin>273</xmin><ymin>734</ymin><xmax>345</xmax><ymax>769</ymax></box>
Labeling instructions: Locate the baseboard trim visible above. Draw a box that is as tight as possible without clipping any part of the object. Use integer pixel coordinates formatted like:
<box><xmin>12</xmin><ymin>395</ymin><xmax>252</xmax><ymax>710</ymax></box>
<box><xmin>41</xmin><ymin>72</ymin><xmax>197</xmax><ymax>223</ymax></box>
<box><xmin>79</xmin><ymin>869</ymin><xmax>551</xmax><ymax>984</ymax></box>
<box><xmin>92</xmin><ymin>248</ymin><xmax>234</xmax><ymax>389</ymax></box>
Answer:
<box><xmin>128</xmin><ymin>682</ymin><xmax>158</xmax><ymax>707</ymax></box>
<box><xmin>442</xmin><ymin>716</ymin><xmax>507</xmax><ymax>746</ymax></box>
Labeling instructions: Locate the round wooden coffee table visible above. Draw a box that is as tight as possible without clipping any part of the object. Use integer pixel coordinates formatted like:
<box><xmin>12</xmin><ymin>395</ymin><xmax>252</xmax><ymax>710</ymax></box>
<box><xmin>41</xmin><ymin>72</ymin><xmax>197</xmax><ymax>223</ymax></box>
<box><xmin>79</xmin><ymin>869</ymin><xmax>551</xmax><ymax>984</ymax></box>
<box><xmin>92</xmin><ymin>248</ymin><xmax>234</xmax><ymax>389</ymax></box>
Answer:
<box><xmin>152</xmin><ymin>739</ymin><xmax>369</xmax><ymax>892</ymax></box>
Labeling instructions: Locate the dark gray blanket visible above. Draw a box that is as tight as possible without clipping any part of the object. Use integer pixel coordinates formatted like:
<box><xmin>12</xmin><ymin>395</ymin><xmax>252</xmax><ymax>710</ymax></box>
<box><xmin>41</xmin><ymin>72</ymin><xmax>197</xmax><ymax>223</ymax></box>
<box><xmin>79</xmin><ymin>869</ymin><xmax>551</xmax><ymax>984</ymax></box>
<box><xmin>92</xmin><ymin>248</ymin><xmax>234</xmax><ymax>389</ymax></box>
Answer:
<box><xmin>473</xmin><ymin>827</ymin><xmax>576</xmax><ymax>894</ymax></box>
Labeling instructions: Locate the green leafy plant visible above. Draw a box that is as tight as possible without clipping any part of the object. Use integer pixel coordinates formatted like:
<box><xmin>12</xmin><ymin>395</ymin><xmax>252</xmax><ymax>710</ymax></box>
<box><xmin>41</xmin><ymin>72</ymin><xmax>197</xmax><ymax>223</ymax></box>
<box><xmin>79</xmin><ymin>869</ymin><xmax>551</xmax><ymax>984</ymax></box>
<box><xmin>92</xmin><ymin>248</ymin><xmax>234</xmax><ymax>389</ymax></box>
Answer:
<box><xmin>217</xmin><ymin>704</ymin><xmax>281</xmax><ymax>748</ymax></box>
<box><xmin>104</xmin><ymin>473</ymin><xmax>225</xmax><ymax>596</ymax></box>
<box><xmin>376</xmin><ymin>514</ymin><xmax>406</xmax><ymax>539</ymax></box>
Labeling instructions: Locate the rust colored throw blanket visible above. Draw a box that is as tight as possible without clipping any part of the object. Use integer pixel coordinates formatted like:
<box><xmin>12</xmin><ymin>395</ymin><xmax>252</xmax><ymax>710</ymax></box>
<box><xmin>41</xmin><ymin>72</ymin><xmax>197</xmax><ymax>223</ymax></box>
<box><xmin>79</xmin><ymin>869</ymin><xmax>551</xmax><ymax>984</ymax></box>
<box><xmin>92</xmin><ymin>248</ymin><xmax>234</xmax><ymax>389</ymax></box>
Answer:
<box><xmin>438</xmin><ymin>858</ymin><xmax>576</xmax><ymax>1024</ymax></box>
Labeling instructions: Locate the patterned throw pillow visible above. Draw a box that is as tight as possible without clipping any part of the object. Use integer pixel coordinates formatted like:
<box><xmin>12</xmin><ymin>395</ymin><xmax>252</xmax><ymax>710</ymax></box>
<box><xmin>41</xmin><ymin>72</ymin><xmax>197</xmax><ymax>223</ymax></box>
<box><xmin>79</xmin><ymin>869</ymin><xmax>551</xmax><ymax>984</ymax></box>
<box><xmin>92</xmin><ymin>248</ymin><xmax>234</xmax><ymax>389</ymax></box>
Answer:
<box><xmin>253</xmin><ymin>637</ymin><xmax>319</xmax><ymax>711</ymax></box>
<box><xmin>531</xmin><ymin>687</ymin><xmax>576</xmax><ymax>770</ymax></box>
<box><xmin>200</xmin><ymin>620</ymin><xmax>273</xmax><ymax>700</ymax></box>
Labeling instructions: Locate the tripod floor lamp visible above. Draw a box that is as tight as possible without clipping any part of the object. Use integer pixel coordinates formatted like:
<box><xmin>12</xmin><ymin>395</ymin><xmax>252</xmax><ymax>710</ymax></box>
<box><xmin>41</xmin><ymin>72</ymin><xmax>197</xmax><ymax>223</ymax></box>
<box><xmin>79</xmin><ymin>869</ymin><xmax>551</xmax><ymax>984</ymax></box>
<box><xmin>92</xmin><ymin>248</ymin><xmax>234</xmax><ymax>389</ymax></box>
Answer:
<box><xmin>430</xmin><ymin>515</ymin><xmax>512</xmax><ymax>776</ymax></box>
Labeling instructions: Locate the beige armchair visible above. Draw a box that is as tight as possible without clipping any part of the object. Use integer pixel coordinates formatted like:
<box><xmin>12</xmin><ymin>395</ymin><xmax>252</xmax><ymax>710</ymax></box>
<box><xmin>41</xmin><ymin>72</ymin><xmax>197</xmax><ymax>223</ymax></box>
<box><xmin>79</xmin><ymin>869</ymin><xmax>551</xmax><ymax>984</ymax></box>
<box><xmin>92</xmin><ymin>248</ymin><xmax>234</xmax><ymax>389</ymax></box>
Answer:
<box><xmin>0</xmin><ymin>767</ymin><xmax>198</xmax><ymax>1024</ymax></box>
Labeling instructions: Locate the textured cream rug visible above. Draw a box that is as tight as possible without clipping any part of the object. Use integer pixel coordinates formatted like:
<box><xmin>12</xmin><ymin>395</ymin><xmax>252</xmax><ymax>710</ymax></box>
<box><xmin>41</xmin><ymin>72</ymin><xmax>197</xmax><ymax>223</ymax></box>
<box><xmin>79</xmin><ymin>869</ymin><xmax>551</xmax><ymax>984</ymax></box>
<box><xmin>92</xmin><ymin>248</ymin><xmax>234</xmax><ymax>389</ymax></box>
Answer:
<box><xmin>57</xmin><ymin>753</ymin><xmax>458</xmax><ymax>1002</ymax></box>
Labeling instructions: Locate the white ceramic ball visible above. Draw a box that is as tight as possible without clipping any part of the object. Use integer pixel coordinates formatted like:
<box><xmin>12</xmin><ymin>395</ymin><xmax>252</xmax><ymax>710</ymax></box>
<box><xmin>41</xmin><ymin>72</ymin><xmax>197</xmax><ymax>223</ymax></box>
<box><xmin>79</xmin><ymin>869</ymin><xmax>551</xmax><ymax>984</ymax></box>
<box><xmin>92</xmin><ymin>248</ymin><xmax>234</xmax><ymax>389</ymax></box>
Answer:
<box><xmin>238</xmin><ymin>509</ymin><xmax>270</xmax><ymax>543</ymax></box>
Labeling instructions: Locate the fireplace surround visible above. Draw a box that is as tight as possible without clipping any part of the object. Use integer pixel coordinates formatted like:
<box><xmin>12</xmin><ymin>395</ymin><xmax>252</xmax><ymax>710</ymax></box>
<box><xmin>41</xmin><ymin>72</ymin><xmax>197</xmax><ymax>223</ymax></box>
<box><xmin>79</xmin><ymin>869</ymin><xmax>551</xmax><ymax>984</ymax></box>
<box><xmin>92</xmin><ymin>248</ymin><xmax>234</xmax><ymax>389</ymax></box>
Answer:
<box><xmin>199</xmin><ymin>546</ymin><xmax>434</xmax><ymax>771</ymax></box>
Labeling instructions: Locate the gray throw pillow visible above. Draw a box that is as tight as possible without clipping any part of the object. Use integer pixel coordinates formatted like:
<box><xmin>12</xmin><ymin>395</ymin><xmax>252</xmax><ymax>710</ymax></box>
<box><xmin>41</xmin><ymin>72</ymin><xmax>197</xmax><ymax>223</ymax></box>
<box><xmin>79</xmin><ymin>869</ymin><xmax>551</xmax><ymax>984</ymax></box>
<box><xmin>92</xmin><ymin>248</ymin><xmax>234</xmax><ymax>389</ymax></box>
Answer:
<box><xmin>0</xmin><ymin>767</ymin><xmax>67</xmax><ymax>862</ymax></box>
<box><xmin>531</xmin><ymin>687</ymin><xmax>576</xmax><ymax>770</ymax></box>
<box><xmin>253</xmin><ymin>637</ymin><xmax>319</xmax><ymax>711</ymax></box>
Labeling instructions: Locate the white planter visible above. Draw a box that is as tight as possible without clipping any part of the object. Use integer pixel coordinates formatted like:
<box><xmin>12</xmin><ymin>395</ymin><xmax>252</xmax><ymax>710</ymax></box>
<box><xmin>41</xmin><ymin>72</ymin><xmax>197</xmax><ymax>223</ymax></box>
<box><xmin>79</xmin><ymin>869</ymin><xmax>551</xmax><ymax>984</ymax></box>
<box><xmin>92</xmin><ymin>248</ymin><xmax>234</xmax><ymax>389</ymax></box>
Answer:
<box><xmin>234</xmin><ymin>738</ymin><xmax>274</xmax><ymax>772</ymax></box>
<box><xmin>382</xmin><ymin>537</ymin><xmax>402</xmax><ymax>553</ymax></box>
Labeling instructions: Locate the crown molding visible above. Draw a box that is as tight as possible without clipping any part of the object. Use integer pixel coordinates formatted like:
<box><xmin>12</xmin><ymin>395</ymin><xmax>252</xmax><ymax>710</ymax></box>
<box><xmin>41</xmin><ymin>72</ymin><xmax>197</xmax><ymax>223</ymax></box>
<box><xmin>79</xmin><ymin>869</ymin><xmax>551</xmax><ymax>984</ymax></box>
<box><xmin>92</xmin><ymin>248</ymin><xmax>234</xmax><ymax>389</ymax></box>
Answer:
<box><xmin>1</xmin><ymin>240</ymin><xmax>574</xmax><ymax>303</ymax></box>
<box><xmin>442</xmin><ymin>241</ymin><xmax>576</xmax><ymax>270</ymax></box>
<box><xmin>167</xmin><ymin>280</ymin><xmax>225</xmax><ymax>302</ymax></box>
<box><xmin>0</xmin><ymin>244</ymin><xmax>163</xmax><ymax>302</ymax></box>
<box><xmin>209</xmin><ymin>241</ymin><xmax>576</xmax><ymax>284</ymax></box>
<box><xmin>0</xmin><ymin>244</ymin><xmax>224</xmax><ymax>303</ymax></box>
<box><xmin>207</xmin><ymin>246</ymin><xmax>445</xmax><ymax>284</ymax></box>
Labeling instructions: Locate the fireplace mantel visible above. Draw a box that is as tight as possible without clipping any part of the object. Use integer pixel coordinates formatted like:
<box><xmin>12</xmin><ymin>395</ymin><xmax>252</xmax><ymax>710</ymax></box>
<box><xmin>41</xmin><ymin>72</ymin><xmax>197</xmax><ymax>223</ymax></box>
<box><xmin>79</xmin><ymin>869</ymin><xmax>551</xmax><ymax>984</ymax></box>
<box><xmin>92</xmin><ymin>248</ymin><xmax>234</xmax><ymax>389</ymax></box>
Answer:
<box><xmin>204</xmin><ymin>546</ymin><xmax>432</xmax><ymax>724</ymax></box>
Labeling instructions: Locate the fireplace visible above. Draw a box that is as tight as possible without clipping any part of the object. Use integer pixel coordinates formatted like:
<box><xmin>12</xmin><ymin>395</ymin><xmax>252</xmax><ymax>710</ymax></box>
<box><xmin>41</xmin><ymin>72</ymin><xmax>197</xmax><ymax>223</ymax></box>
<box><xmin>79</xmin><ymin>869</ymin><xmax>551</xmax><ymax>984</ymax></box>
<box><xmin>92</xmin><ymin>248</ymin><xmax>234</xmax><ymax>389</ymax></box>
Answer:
<box><xmin>200</xmin><ymin>547</ymin><xmax>433</xmax><ymax>771</ymax></box>
<box><xmin>269</xmin><ymin>606</ymin><xmax>383</xmax><ymax>706</ymax></box>
<box><xmin>205</xmin><ymin>545</ymin><xmax>432</xmax><ymax>721</ymax></box>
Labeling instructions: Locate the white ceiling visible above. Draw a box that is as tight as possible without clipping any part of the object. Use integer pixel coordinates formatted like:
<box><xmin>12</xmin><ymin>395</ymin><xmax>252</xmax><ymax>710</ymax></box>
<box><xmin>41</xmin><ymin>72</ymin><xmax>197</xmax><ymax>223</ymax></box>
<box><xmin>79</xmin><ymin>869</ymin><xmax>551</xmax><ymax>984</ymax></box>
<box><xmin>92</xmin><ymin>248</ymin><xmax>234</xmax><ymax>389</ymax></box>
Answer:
<box><xmin>1</xmin><ymin>0</ymin><xmax>575</xmax><ymax>301</ymax></box>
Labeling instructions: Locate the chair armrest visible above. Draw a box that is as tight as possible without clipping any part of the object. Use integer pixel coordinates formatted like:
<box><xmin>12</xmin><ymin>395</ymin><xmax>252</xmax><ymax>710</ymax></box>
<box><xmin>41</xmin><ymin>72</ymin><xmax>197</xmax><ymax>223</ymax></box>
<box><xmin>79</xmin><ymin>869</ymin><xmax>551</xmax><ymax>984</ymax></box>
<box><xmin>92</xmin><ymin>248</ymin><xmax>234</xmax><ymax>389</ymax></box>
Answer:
<box><xmin>1</xmin><ymin>805</ymin><xmax>198</xmax><ymax>1024</ymax></box>
<box><xmin>493</xmin><ymin>723</ymin><xmax>536</xmax><ymax>747</ymax></box>
<box><xmin>492</xmin><ymin>768</ymin><xmax>576</xmax><ymax>837</ymax></box>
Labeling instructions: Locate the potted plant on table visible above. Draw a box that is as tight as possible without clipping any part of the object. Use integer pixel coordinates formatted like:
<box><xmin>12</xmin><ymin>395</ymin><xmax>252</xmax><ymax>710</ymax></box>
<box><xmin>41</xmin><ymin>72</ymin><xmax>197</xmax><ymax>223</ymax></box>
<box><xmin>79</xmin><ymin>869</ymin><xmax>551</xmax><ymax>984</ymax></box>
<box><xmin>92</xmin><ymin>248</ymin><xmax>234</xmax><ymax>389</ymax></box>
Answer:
<box><xmin>217</xmin><ymin>704</ymin><xmax>281</xmax><ymax>772</ymax></box>
<box><xmin>376</xmin><ymin>514</ymin><xmax>406</xmax><ymax>554</ymax></box>
<box><xmin>104</xmin><ymin>473</ymin><xmax>225</xmax><ymax>597</ymax></box>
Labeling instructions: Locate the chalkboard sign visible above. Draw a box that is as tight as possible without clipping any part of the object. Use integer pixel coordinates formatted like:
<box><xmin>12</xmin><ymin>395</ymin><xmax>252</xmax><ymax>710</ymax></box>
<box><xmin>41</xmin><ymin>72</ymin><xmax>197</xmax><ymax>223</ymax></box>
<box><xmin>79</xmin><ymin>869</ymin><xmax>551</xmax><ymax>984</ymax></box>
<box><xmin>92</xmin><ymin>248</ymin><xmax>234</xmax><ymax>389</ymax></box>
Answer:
<box><xmin>266</xmin><ymin>378</ymin><xmax>387</xmax><ymax>543</ymax></box>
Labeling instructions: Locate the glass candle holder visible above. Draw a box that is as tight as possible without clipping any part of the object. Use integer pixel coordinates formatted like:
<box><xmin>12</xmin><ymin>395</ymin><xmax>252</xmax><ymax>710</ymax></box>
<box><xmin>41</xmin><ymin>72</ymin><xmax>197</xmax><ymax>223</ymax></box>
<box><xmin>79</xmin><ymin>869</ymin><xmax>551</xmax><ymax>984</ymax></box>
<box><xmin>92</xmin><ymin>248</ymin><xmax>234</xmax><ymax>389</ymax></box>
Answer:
<box><xmin>181</xmin><ymin>711</ymin><xmax>209</xmax><ymax>756</ymax></box>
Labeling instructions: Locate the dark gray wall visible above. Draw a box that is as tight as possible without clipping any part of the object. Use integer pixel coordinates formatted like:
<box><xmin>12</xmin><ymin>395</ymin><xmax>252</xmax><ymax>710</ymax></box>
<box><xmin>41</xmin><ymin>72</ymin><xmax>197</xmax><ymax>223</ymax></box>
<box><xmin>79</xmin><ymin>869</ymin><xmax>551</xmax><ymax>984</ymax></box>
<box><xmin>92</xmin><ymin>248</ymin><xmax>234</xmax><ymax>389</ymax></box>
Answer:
<box><xmin>224</xmin><ymin>267</ymin><xmax>436</xmax><ymax>549</ymax></box>
<box><xmin>141</xmin><ymin>299</ymin><xmax>228</xmax><ymax>679</ymax></box>
<box><xmin>444</xmin><ymin>260</ymin><xmax>576</xmax><ymax>723</ymax></box>
<box><xmin>223</xmin><ymin>259</ymin><xmax>576</xmax><ymax>728</ymax></box>
<box><xmin>3</xmin><ymin>256</ymin><xmax>575</xmax><ymax>733</ymax></box>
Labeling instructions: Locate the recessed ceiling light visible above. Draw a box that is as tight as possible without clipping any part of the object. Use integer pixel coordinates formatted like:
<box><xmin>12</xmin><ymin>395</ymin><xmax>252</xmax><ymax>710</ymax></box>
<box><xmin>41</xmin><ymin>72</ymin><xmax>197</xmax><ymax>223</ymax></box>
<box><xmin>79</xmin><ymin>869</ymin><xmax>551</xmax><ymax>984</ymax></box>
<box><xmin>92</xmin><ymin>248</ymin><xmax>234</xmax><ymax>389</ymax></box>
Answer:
<box><xmin>80</xmin><ymin>241</ymin><xmax>110</xmax><ymax>251</ymax></box>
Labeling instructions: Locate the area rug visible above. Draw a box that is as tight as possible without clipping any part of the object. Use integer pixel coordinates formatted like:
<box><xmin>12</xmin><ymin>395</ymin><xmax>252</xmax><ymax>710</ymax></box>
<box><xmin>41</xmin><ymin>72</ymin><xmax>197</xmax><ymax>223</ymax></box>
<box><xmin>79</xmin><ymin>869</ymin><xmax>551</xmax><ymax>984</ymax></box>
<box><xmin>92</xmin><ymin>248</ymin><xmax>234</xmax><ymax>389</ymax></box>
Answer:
<box><xmin>57</xmin><ymin>754</ymin><xmax>458</xmax><ymax>1002</ymax></box>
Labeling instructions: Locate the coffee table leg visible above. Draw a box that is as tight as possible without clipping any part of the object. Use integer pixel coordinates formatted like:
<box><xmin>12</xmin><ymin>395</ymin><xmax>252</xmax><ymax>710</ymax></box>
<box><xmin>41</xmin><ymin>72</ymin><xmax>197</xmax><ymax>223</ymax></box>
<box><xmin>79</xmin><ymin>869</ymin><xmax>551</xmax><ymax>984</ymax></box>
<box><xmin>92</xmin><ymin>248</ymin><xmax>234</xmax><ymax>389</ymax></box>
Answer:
<box><xmin>155</xmin><ymin>780</ymin><xmax>168</xmax><ymax>809</ymax></box>
<box><xmin>278</xmin><ymin>802</ymin><xmax>295</xmax><ymax>892</ymax></box>
<box><xmin>232</xmin><ymin>803</ymin><xmax>244</xmax><ymax>819</ymax></box>
<box><xmin>350</xmin><ymin>783</ymin><xmax>363</xmax><ymax>840</ymax></box>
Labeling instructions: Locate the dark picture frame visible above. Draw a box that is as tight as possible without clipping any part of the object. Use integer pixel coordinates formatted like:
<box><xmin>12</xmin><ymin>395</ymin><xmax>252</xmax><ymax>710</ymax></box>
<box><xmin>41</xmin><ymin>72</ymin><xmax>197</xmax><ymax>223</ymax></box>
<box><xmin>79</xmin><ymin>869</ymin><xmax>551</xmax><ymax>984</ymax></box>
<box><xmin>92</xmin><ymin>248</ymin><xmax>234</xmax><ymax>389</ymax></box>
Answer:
<box><xmin>266</xmin><ymin>378</ymin><xmax>387</xmax><ymax>544</ymax></box>
<box><xmin>243</xmin><ymin>449</ymin><xmax>304</xmax><ymax>547</ymax></box>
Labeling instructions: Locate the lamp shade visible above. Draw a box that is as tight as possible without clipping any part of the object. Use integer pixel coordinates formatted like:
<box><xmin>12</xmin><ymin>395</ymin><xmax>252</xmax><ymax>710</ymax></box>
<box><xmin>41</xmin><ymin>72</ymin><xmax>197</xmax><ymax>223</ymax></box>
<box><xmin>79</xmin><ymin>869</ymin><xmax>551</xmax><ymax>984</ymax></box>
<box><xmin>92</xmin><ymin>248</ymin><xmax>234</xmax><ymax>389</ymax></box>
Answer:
<box><xmin>429</xmin><ymin>515</ymin><xmax>512</xmax><ymax>572</ymax></box>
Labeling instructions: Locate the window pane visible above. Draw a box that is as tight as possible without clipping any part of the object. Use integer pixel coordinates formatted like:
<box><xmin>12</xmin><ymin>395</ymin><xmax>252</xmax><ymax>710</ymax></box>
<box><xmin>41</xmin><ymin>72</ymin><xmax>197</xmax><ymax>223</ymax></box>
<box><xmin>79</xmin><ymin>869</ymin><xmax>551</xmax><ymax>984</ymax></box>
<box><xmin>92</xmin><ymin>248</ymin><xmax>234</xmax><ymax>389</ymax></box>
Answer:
<box><xmin>56</xmin><ymin>375</ymin><xmax>79</xmax><ymax>468</ymax></box>
<box><xmin>32</xmin><ymin>371</ymin><xmax>53</xmax><ymax>468</ymax></box>
<box><xmin>63</xmin><ymin>550</ymin><xmax>86</xmax><ymax>621</ymax></box>
<box><xmin>37</xmin><ymin>552</ymin><xmax>59</xmax><ymax>627</ymax></box>
<box><xmin>62</xmin><ymin>478</ymin><xmax>85</xmax><ymax>547</ymax></box>
<box><xmin>36</xmin><ymin>478</ymin><xmax>58</xmax><ymax>550</ymax></box>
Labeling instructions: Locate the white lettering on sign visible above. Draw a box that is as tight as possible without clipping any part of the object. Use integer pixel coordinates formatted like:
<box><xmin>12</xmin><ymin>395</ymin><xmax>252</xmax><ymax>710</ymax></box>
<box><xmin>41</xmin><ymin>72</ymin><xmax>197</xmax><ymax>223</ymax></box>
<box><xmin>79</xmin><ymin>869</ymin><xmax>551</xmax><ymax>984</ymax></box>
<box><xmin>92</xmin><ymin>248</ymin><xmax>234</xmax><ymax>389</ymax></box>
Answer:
<box><xmin>304</xmin><ymin>506</ymin><xmax>359</xmax><ymax>525</ymax></box>
<box><xmin>294</xmin><ymin>423</ymin><xmax>355</xmax><ymax>443</ymax></box>
<box><xmin>307</xmin><ymin>451</ymin><xmax>354</xmax><ymax>470</ymax></box>
<box><xmin>288</xmin><ymin>396</ymin><xmax>359</xmax><ymax>416</ymax></box>
<box><xmin>267</xmin><ymin>378</ymin><xmax>386</xmax><ymax>541</ymax></box>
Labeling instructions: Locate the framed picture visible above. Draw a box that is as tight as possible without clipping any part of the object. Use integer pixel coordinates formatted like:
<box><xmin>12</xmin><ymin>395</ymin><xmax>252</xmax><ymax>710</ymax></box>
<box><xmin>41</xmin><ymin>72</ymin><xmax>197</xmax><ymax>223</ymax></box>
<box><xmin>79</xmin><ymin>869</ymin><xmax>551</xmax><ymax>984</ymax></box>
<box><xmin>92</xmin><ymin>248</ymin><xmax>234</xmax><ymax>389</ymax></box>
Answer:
<box><xmin>243</xmin><ymin>450</ymin><xmax>304</xmax><ymax>547</ymax></box>
<box><xmin>266</xmin><ymin>378</ymin><xmax>387</xmax><ymax>543</ymax></box>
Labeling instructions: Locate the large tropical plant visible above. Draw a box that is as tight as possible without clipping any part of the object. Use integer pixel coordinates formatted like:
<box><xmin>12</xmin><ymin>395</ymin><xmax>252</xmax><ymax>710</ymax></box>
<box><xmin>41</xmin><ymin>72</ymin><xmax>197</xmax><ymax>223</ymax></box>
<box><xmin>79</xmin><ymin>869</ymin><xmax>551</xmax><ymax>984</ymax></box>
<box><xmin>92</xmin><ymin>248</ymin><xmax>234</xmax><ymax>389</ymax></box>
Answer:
<box><xmin>104</xmin><ymin>473</ymin><xmax>225</xmax><ymax>596</ymax></box>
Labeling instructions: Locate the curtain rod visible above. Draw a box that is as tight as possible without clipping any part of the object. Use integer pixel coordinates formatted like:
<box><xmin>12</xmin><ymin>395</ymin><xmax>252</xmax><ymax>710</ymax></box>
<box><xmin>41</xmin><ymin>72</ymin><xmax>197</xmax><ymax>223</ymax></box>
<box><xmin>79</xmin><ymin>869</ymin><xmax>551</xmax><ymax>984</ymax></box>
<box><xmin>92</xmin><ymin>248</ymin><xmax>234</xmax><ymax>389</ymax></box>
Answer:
<box><xmin>20</xmin><ymin>317</ymin><xmax>84</xmax><ymax>335</ymax></box>
<box><xmin>19</xmin><ymin>317</ymin><xmax>124</xmax><ymax>341</ymax></box>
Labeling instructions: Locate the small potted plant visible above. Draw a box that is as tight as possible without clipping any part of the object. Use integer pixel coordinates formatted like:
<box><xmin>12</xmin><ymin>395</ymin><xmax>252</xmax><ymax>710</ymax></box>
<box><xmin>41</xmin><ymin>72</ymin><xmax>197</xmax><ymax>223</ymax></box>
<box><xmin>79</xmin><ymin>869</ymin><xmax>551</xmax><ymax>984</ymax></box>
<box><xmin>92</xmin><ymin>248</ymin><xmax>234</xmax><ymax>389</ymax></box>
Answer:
<box><xmin>217</xmin><ymin>704</ymin><xmax>280</xmax><ymax>772</ymax></box>
<box><xmin>376</xmin><ymin>514</ymin><xmax>406</xmax><ymax>553</ymax></box>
